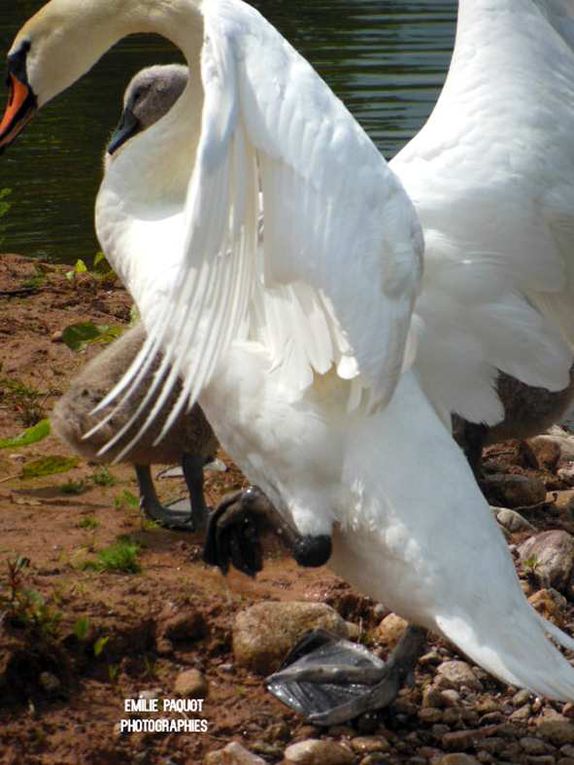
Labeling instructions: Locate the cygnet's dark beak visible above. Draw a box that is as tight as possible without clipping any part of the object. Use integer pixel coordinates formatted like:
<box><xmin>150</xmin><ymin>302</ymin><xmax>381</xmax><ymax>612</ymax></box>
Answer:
<box><xmin>107</xmin><ymin>106</ymin><xmax>141</xmax><ymax>156</ymax></box>
<box><xmin>0</xmin><ymin>72</ymin><xmax>37</xmax><ymax>153</ymax></box>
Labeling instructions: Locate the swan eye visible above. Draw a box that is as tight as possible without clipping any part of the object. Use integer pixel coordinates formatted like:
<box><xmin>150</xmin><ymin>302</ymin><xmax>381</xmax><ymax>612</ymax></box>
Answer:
<box><xmin>7</xmin><ymin>39</ymin><xmax>31</xmax><ymax>85</ymax></box>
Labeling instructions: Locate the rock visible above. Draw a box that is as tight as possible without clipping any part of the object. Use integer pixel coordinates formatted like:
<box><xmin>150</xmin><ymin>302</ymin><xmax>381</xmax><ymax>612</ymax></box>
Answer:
<box><xmin>513</xmin><ymin>689</ymin><xmax>532</xmax><ymax>707</ymax></box>
<box><xmin>495</xmin><ymin>507</ymin><xmax>535</xmax><ymax>533</ymax></box>
<box><xmin>528</xmin><ymin>436</ymin><xmax>562</xmax><ymax>472</ymax></box>
<box><xmin>481</xmin><ymin>473</ymin><xmax>546</xmax><ymax>508</ymax></box>
<box><xmin>546</xmin><ymin>426</ymin><xmax>574</xmax><ymax>462</ymax></box>
<box><xmin>419</xmin><ymin>708</ymin><xmax>443</xmax><ymax>724</ymax></box>
<box><xmin>437</xmin><ymin>755</ymin><xmax>480</xmax><ymax>765</ymax></box>
<box><xmin>558</xmin><ymin>759</ymin><xmax>574</xmax><ymax>765</ymax></box>
<box><xmin>39</xmin><ymin>671</ymin><xmax>61</xmax><ymax>693</ymax></box>
<box><xmin>528</xmin><ymin>589</ymin><xmax>566</xmax><ymax>625</ymax></box>
<box><xmin>155</xmin><ymin>603</ymin><xmax>207</xmax><ymax>654</ymax></box>
<box><xmin>377</xmin><ymin>613</ymin><xmax>408</xmax><ymax>648</ymax></box>
<box><xmin>204</xmin><ymin>742</ymin><xmax>266</xmax><ymax>765</ymax></box>
<box><xmin>536</xmin><ymin>716</ymin><xmax>574</xmax><ymax>746</ymax></box>
<box><xmin>519</xmin><ymin>530</ymin><xmax>574</xmax><ymax>594</ymax></box>
<box><xmin>520</xmin><ymin>738</ymin><xmax>556</xmax><ymax>755</ymax></box>
<box><xmin>350</xmin><ymin>737</ymin><xmax>391</xmax><ymax>754</ymax></box>
<box><xmin>283</xmin><ymin>739</ymin><xmax>355</xmax><ymax>765</ymax></box>
<box><xmin>174</xmin><ymin>669</ymin><xmax>208</xmax><ymax>699</ymax></box>
<box><xmin>510</xmin><ymin>704</ymin><xmax>532</xmax><ymax>723</ymax></box>
<box><xmin>436</xmin><ymin>661</ymin><xmax>483</xmax><ymax>692</ymax></box>
<box><xmin>233</xmin><ymin>602</ymin><xmax>348</xmax><ymax>674</ymax></box>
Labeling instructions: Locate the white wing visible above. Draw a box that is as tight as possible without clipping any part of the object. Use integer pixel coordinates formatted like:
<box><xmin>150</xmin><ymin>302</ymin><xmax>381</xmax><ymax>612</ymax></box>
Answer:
<box><xmin>112</xmin><ymin>0</ymin><xmax>423</xmax><ymax>441</ymax></box>
<box><xmin>392</xmin><ymin>0</ymin><xmax>574</xmax><ymax>425</ymax></box>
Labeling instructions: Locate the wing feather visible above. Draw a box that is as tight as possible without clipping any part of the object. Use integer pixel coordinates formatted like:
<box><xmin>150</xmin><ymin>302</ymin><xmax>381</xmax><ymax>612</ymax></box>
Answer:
<box><xmin>106</xmin><ymin>0</ymin><xmax>422</xmax><ymax>441</ymax></box>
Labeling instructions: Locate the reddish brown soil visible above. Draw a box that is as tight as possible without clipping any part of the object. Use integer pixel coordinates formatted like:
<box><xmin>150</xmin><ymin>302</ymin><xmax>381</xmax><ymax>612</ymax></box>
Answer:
<box><xmin>0</xmin><ymin>254</ymin><xmax>573</xmax><ymax>765</ymax></box>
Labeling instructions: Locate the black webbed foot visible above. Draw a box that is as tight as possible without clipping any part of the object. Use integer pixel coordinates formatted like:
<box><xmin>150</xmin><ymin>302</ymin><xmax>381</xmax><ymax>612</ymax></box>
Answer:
<box><xmin>267</xmin><ymin>625</ymin><xmax>427</xmax><ymax>726</ymax></box>
<box><xmin>202</xmin><ymin>486</ymin><xmax>272</xmax><ymax>577</ymax></box>
<box><xmin>203</xmin><ymin>486</ymin><xmax>333</xmax><ymax>576</ymax></box>
<box><xmin>134</xmin><ymin>455</ymin><xmax>209</xmax><ymax>532</ymax></box>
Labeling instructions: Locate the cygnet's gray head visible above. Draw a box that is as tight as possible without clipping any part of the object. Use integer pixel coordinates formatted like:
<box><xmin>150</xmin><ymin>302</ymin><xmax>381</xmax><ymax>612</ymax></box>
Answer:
<box><xmin>107</xmin><ymin>64</ymin><xmax>189</xmax><ymax>156</ymax></box>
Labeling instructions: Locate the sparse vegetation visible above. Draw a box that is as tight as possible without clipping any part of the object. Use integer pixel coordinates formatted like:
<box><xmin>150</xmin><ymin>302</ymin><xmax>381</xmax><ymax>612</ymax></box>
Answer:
<box><xmin>92</xmin><ymin>466</ymin><xmax>116</xmax><ymax>487</ymax></box>
<box><xmin>0</xmin><ymin>556</ymin><xmax>61</xmax><ymax>638</ymax></box>
<box><xmin>61</xmin><ymin>479</ymin><xmax>87</xmax><ymax>495</ymax></box>
<box><xmin>83</xmin><ymin>537</ymin><xmax>141</xmax><ymax>574</ymax></box>
<box><xmin>114</xmin><ymin>489</ymin><xmax>139</xmax><ymax>511</ymax></box>
<box><xmin>78</xmin><ymin>516</ymin><xmax>99</xmax><ymax>531</ymax></box>
<box><xmin>0</xmin><ymin>376</ymin><xmax>53</xmax><ymax>428</ymax></box>
<box><xmin>21</xmin><ymin>455</ymin><xmax>79</xmax><ymax>479</ymax></box>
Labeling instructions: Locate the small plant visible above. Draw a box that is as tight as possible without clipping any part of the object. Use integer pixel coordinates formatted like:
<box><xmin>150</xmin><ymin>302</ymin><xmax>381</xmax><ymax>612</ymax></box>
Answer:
<box><xmin>83</xmin><ymin>537</ymin><xmax>141</xmax><ymax>574</ymax></box>
<box><xmin>114</xmin><ymin>489</ymin><xmax>139</xmax><ymax>511</ymax></box>
<box><xmin>0</xmin><ymin>189</ymin><xmax>11</xmax><ymax>247</ymax></box>
<box><xmin>107</xmin><ymin>663</ymin><xmax>121</xmax><ymax>685</ymax></box>
<box><xmin>0</xmin><ymin>557</ymin><xmax>61</xmax><ymax>638</ymax></box>
<box><xmin>73</xmin><ymin>616</ymin><xmax>91</xmax><ymax>641</ymax></box>
<box><xmin>92</xmin><ymin>466</ymin><xmax>116</xmax><ymax>487</ymax></box>
<box><xmin>143</xmin><ymin>654</ymin><xmax>158</xmax><ymax>679</ymax></box>
<box><xmin>61</xmin><ymin>321</ymin><xmax>124</xmax><ymax>352</ymax></box>
<box><xmin>94</xmin><ymin>635</ymin><xmax>110</xmax><ymax>657</ymax></box>
<box><xmin>21</xmin><ymin>456</ymin><xmax>79</xmax><ymax>479</ymax></box>
<box><xmin>0</xmin><ymin>377</ymin><xmax>52</xmax><ymax>428</ymax></box>
<box><xmin>61</xmin><ymin>479</ymin><xmax>87</xmax><ymax>495</ymax></box>
<box><xmin>78</xmin><ymin>515</ymin><xmax>99</xmax><ymax>530</ymax></box>
<box><xmin>522</xmin><ymin>555</ymin><xmax>540</xmax><ymax>585</ymax></box>
<box><xmin>65</xmin><ymin>252</ymin><xmax>117</xmax><ymax>287</ymax></box>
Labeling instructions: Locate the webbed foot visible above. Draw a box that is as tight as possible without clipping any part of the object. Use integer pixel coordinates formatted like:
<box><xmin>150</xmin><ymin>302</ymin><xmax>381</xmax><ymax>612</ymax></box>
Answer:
<box><xmin>267</xmin><ymin>625</ymin><xmax>427</xmax><ymax>726</ymax></box>
<box><xmin>202</xmin><ymin>486</ymin><xmax>332</xmax><ymax>576</ymax></box>
<box><xmin>134</xmin><ymin>453</ymin><xmax>209</xmax><ymax>532</ymax></box>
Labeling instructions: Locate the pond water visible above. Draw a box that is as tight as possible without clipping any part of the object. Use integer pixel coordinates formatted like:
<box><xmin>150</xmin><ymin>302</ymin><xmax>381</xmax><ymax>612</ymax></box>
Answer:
<box><xmin>0</xmin><ymin>0</ymin><xmax>456</xmax><ymax>263</ymax></box>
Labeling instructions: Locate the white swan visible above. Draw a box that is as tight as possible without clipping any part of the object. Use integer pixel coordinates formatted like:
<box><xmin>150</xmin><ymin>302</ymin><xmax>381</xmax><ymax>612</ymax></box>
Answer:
<box><xmin>52</xmin><ymin>64</ymin><xmax>218</xmax><ymax>531</ymax></box>
<box><xmin>2</xmin><ymin>0</ymin><xmax>574</xmax><ymax>724</ymax></box>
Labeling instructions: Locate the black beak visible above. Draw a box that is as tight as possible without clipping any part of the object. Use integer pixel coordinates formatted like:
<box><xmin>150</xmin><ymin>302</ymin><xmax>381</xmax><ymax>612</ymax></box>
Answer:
<box><xmin>107</xmin><ymin>106</ymin><xmax>141</xmax><ymax>156</ymax></box>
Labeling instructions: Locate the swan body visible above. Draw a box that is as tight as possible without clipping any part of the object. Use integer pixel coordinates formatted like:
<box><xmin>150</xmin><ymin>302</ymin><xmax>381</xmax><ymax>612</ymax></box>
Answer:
<box><xmin>3</xmin><ymin>0</ymin><xmax>574</xmax><ymax>707</ymax></box>
<box><xmin>52</xmin><ymin>64</ymin><xmax>217</xmax><ymax>529</ymax></box>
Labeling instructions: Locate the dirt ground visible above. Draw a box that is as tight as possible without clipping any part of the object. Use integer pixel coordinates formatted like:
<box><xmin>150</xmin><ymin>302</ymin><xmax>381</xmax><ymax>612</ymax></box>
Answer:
<box><xmin>0</xmin><ymin>254</ymin><xmax>573</xmax><ymax>765</ymax></box>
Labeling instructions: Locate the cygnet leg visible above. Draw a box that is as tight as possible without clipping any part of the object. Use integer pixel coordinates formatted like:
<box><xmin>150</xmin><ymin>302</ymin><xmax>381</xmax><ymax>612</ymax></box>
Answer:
<box><xmin>202</xmin><ymin>486</ymin><xmax>332</xmax><ymax>577</ymax></box>
<box><xmin>135</xmin><ymin>462</ymin><xmax>204</xmax><ymax>531</ymax></box>
<box><xmin>267</xmin><ymin>624</ymin><xmax>428</xmax><ymax>725</ymax></box>
<box><xmin>181</xmin><ymin>453</ymin><xmax>210</xmax><ymax>532</ymax></box>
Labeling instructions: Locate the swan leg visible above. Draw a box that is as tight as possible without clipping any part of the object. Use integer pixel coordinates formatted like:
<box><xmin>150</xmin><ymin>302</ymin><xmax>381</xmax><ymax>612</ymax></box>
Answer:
<box><xmin>134</xmin><ymin>461</ymin><xmax>207</xmax><ymax>531</ymax></box>
<box><xmin>202</xmin><ymin>485</ymin><xmax>332</xmax><ymax>577</ymax></box>
<box><xmin>181</xmin><ymin>453</ymin><xmax>210</xmax><ymax>532</ymax></box>
<box><xmin>267</xmin><ymin>625</ymin><xmax>428</xmax><ymax>726</ymax></box>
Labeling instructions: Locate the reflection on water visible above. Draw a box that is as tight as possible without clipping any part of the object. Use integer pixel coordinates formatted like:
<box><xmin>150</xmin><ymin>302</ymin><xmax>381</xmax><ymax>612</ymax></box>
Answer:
<box><xmin>0</xmin><ymin>0</ymin><xmax>456</xmax><ymax>263</ymax></box>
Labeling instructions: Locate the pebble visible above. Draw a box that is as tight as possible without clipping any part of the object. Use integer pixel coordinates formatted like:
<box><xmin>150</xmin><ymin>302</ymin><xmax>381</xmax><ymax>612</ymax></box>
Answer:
<box><xmin>418</xmin><ymin>708</ymin><xmax>443</xmax><ymax>724</ymax></box>
<box><xmin>437</xmin><ymin>755</ymin><xmax>480</xmax><ymax>765</ymax></box>
<box><xmin>436</xmin><ymin>661</ymin><xmax>483</xmax><ymax>692</ymax></box>
<box><xmin>558</xmin><ymin>759</ymin><xmax>574</xmax><ymax>765</ymax></box>
<box><xmin>350</xmin><ymin>737</ymin><xmax>390</xmax><ymax>754</ymax></box>
<box><xmin>359</xmin><ymin>756</ymin><xmax>390</xmax><ymax>765</ymax></box>
<box><xmin>155</xmin><ymin>603</ymin><xmax>207</xmax><ymax>654</ymax></box>
<box><xmin>283</xmin><ymin>739</ymin><xmax>355</xmax><ymax>765</ymax></box>
<box><xmin>513</xmin><ymin>689</ymin><xmax>532</xmax><ymax>707</ymax></box>
<box><xmin>528</xmin><ymin>588</ymin><xmax>566</xmax><ymax>624</ymax></box>
<box><xmin>173</xmin><ymin>669</ymin><xmax>208</xmax><ymax>698</ymax></box>
<box><xmin>377</xmin><ymin>613</ymin><xmax>408</xmax><ymax>649</ymax></box>
<box><xmin>510</xmin><ymin>704</ymin><xmax>532</xmax><ymax>723</ymax></box>
<box><xmin>528</xmin><ymin>436</ymin><xmax>563</xmax><ymax>471</ymax></box>
<box><xmin>204</xmin><ymin>742</ymin><xmax>266</xmax><ymax>765</ymax></box>
<box><xmin>38</xmin><ymin>672</ymin><xmax>61</xmax><ymax>693</ymax></box>
<box><xmin>521</xmin><ymin>737</ymin><xmax>556</xmax><ymax>755</ymax></box>
<box><xmin>524</xmin><ymin>757</ymin><xmax>558</xmax><ymax>765</ymax></box>
<box><xmin>233</xmin><ymin>602</ymin><xmax>348</xmax><ymax>674</ymax></box>
<box><xmin>481</xmin><ymin>473</ymin><xmax>546</xmax><ymax>508</ymax></box>
<box><xmin>495</xmin><ymin>507</ymin><xmax>535</xmax><ymax>533</ymax></box>
<box><xmin>519</xmin><ymin>530</ymin><xmax>574</xmax><ymax>593</ymax></box>
<box><xmin>536</xmin><ymin>717</ymin><xmax>574</xmax><ymax>746</ymax></box>
<box><xmin>563</xmin><ymin>747</ymin><xmax>574</xmax><ymax>758</ymax></box>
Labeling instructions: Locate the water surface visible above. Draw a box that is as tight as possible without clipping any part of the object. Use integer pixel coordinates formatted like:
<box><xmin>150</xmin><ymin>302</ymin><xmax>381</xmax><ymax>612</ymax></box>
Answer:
<box><xmin>0</xmin><ymin>1</ymin><xmax>456</xmax><ymax>263</ymax></box>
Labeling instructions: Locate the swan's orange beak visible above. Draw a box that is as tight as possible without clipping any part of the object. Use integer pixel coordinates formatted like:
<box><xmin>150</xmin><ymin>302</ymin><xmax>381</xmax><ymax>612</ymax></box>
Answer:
<box><xmin>0</xmin><ymin>73</ymin><xmax>37</xmax><ymax>152</ymax></box>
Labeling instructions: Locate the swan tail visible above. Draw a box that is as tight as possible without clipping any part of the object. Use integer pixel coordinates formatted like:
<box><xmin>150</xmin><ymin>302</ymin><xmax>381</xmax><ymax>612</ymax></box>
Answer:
<box><xmin>436</xmin><ymin>607</ymin><xmax>574</xmax><ymax>701</ymax></box>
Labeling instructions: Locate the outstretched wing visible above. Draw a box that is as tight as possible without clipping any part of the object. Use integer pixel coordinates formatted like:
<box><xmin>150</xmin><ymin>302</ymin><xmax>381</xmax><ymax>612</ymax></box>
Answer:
<box><xmin>392</xmin><ymin>0</ymin><xmax>574</xmax><ymax>425</ymax></box>
<box><xmin>109</xmin><ymin>0</ymin><xmax>422</xmax><ymax>444</ymax></box>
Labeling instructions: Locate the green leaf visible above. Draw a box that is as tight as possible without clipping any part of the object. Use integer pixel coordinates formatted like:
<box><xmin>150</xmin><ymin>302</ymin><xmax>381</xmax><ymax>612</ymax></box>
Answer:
<box><xmin>73</xmin><ymin>616</ymin><xmax>91</xmax><ymax>641</ymax></box>
<box><xmin>21</xmin><ymin>455</ymin><xmax>79</xmax><ymax>479</ymax></box>
<box><xmin>94</xmin><ymin>635</ymin><xmax>110</xmax><ymax>657</ymax></box>
<box><xmin>61</xmin><ymin>321</ymin><xmax>123</xmax><ymax>352</ymax></box>
<box><xmin>0</xmin><ymin>419</ymin><xmax>51</xmax><ymax>449</ymax></box>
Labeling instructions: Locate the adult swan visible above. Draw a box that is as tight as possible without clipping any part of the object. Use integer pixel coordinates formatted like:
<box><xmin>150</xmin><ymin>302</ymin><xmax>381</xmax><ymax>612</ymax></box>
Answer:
<box><xmin>2</xmin><ymin>0</ymin><xmax>574</xmax><ymax>722</ymax></box>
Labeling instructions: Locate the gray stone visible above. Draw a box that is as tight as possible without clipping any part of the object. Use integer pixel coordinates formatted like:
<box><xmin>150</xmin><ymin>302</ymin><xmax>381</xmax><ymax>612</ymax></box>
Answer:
<box><xmin>537</xmin><ymin>717</ymin><xmax>574</xmax><ymax>746</ymax></box>
<box><xmin>284</xmin><ymin>739</ymin><xmax>355</xmax><ymax>765</ymax></box>
<box><xmin>495</xmin><ymin>507</ymin><xmax>535</xmax><ymax>533</ymax></box>
<box><xmin>204</xmin><ymin>742</ymin><xmax>267</xmax><ymax>765</ymax></box>
<box><xmin>519</xmin><ymin>531</ymin><xmax>574</xmax><ymax>593</ymax></box>
<box><xmin>350</xmin><ymin>737</ymin><xmax>391</xmax><ymax>754</ymax></box>
<box><xmin>436</xmin><ymin>660</ymin><xmax>483</xmax><ymax>692</ymax></box>
<box><xmin>174</xmin><ymin>669</ymin><xmax>208</xmax><ymax>699</ymax></box>
<box><xmin>521</xmin><ymin>738</ymin><xmax>556</xmax><ymax>755</ymax></box>
<box><xmin>233</xmin><ymin>601</ymin><xmax>348</xmax><ymax>674</ymax></box>
<box><xmin>437</xmin><ymin>755</ymin><xmax>481</xmax><ymax>765</ymax></box>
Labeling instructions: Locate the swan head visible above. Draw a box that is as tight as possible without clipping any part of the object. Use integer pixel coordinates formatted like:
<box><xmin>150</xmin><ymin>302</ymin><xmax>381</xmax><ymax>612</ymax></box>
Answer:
<box><xmin>107</xmin><ymin>64</ymin><xmax>189</xmax><ymax>156</ymax></box>
<box><xmin>0</xmin><ymin>0</ymin><xmax>146</xmax><ymax>152</ymax></box>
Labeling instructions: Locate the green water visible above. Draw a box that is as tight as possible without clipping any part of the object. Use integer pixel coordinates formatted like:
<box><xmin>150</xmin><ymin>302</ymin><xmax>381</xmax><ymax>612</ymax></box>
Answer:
<box><xmin>0</xmin><ymin>1</ymin><xmax>456</xmax><ymax>263</ymax></box>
